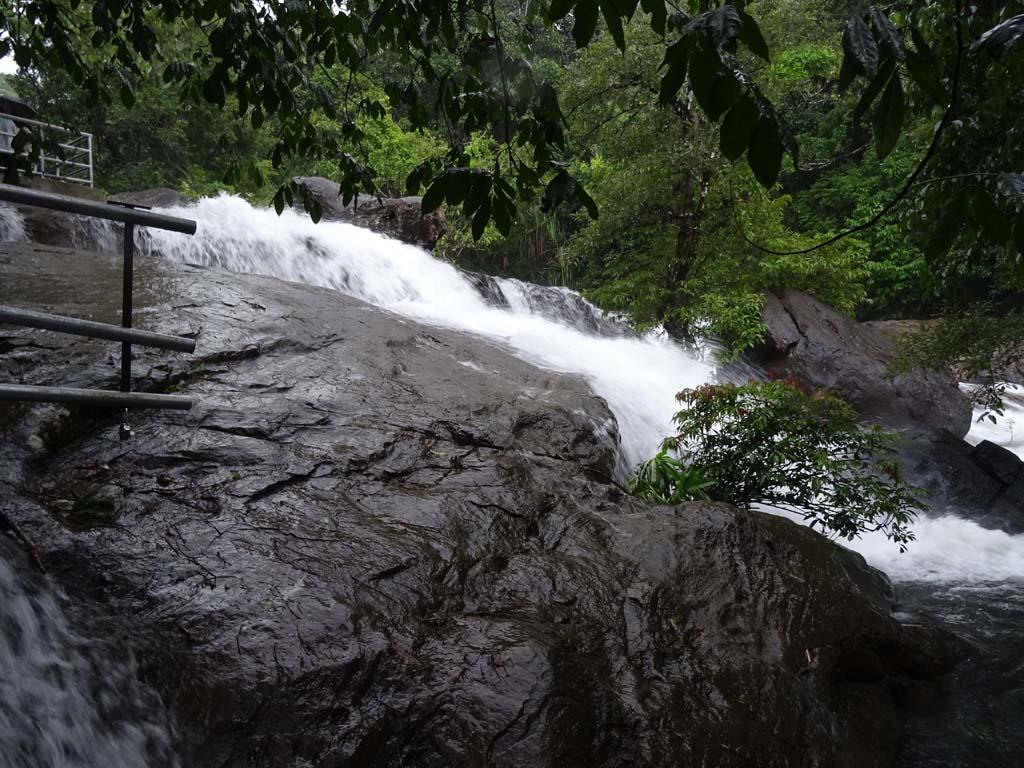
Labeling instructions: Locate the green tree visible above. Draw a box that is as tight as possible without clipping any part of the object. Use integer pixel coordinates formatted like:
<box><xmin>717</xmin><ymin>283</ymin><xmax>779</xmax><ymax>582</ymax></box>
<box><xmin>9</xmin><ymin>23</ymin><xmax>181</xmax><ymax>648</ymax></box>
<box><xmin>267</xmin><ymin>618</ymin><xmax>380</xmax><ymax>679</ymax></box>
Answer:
<box><xmin>632</xmin><ymin>381</ymin><xmax>924</xmax><ymax>548</ymax></box>
<box><xmin>0</xmin><ymin>0</ymin><xmax>784</xmax><ymax>231</ymax></box>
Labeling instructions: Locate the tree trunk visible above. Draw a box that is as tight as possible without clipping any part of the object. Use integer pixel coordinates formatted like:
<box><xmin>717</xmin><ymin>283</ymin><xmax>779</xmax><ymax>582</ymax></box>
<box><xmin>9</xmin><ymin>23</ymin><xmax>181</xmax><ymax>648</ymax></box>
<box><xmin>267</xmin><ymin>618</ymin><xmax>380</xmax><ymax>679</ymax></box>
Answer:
<box><xmin>656</xmin><ymin>164</ymin><xmax>713</xmax><ymax>325</ymax></box>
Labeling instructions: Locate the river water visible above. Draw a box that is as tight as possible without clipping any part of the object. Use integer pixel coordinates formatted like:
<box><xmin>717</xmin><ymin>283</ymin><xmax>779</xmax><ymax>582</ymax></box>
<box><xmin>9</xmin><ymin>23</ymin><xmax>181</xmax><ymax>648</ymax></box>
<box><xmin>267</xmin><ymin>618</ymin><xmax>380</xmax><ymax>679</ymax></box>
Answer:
<box><xmin>2</xmin><ymin>195</ymin><xmax>1022</xmax><ymax>765</ymax></box>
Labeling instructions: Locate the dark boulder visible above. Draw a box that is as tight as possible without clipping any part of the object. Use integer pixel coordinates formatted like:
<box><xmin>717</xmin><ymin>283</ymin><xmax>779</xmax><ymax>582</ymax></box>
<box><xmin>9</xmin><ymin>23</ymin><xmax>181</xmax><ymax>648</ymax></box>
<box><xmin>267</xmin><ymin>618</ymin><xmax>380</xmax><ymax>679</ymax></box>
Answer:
<box><xmin>0</xmin><ymin>242</ymin><xmax>961</xmax><ymax>768</ymax></box>
<box><xmin>896</xmin><ymin>431</ymin><xmax>1024</xmax><ymax>534</ymax></box>
<box><xmin>294</xmin><ymin>175</ymin><xmax>445</xmax><ymax>249</ymax></box>
<box><xmin>461</xmin><ymin>269</ymin><xmax>510</xmax><ymax>308</ymax></box>
<box><xmin>753</xmin><ymin>290</ymin><xmax>972</xmax><ymax>437</ymax></box>
<box><xmin>460</xmin><ymin>270</ymin><xmax>627</xmax><ymax>337</ymax></box>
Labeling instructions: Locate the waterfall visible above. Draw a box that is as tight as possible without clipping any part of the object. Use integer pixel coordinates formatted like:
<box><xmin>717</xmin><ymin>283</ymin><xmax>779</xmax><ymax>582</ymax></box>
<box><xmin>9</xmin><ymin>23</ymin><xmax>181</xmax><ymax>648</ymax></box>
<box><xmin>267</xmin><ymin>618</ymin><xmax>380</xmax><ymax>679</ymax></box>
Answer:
<box><xmin>132</xmin><ymin>193</ymin><xmax>1024</xmax><ymax>587</ymax></box>
<box><xmin>0</xmin><ymin>204</ymin><xmax>27</xmax><ymax>242</ymax></box>
<box><xmin>0</xmin><ymin>547</ymin><xmax>179</xmax><ymax>767</ymax></box>
<box><xmin>140</xmin><ymin>194</ymin><xmax>716</xmax><ymax>471</ymax></box>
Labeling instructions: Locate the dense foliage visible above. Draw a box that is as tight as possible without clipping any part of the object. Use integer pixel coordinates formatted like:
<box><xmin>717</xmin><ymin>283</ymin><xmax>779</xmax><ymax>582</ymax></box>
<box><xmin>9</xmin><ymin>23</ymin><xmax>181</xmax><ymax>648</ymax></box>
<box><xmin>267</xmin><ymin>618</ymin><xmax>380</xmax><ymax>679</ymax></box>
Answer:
<box><xmin>631</xmin><ymin>381</ymin><xmax>924</xmax><ymax>547</ymax></box>
<box><xmin>2</xmin><ymin>0</ymin><xmax>1023</xmax><ymax>383</ymax></box>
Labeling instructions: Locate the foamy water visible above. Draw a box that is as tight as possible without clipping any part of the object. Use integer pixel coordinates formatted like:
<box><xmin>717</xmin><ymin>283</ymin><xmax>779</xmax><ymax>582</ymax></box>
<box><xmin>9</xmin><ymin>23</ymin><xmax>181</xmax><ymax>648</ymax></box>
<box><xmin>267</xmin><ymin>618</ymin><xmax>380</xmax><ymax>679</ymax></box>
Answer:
<box><xmin>0</xmin><ymin>553</ymin><xmax>179</xmax><ymax>767</ymax></box>
<box><xmin>140</xmin><ymin>194</ymin><xmax>714</xmax><ymax>469</ymax></box>
<box><xmin>813</xmin><ymin>393</ymin><xmax>1024</xmax><ymax>584</ymax></box>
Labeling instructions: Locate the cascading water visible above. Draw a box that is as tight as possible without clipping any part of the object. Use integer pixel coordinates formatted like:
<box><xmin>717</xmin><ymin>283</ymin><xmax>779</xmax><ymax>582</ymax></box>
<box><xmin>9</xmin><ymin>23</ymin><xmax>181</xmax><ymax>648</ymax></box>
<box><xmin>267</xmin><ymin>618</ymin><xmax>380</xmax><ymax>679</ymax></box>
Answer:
<box><xmin>140</xmin><ymin>194</ymin><xmax>716</xmax><ymax>471</ymax></box>
<box><xmin>0</xmin><ymin>204</ymin><xmax>27</xmax><ymax>243</ymax></box>
<box><xmin>0</xmin><ymin>544</ymin><xmax>180</xmax><ymax>767</ymax></box>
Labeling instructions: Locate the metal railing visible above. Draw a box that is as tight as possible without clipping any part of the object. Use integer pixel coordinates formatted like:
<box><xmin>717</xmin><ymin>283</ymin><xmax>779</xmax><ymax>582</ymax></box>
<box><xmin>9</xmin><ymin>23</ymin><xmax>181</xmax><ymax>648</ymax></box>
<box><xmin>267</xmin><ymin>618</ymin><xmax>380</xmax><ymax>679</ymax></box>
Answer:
<box><xmin>0</xmin><ymin>112</ymin><xmax>94</xmax><ymax>187</ymax></box>
<box><xmin>0</xmin><ymin>183</ymin><xmax>198</xmax><ymax>438</ymax></box>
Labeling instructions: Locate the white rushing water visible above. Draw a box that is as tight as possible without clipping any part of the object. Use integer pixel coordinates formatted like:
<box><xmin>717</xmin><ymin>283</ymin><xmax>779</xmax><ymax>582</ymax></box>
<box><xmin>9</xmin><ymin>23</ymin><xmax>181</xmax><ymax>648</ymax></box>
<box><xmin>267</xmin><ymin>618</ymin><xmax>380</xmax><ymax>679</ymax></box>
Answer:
<box><xmin>0</xmin><ymin>552</ymin><xmax>179</xmax><ymax>767</ymax></box>
<box><xmin>780</xmin><ymin>389</ymin><xmax>1024</xmax><ymax>584</ymax></box>
<box><xmin>142</xmin><ymin>194</ymin><xmax>716</xmax><ymax>469</ymax></box>
<box><xmin>962</xmin><ymin>383</ymin><xmax>1023</xmax><ymax>457</ymax></box>
<box><xmin>839</xmin><ymin>388</ymin><xmax>1024</xmax><ymax>583</ymax></box>
<box><xmin>135</xmin><ymin>194</ymin><xmax>1024</xmax><ymax>586</ymax></box>
<box><xmin>0</xmin><ymin>203</ymin><xmax>27</xmax><ymax>242</ymax></box>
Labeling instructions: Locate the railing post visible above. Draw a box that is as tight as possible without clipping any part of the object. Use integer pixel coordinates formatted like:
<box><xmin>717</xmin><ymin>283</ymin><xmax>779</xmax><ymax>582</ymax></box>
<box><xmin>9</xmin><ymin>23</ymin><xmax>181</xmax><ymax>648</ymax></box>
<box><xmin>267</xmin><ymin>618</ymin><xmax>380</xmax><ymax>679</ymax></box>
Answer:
<box><xmin>120</xmin><ymin>222</ymin><xmax>135</xmax><ymax>440</ymax></box>
<box><xmin>87</xmin><ymin>133</ymin><xmax>94</xmax><ymax>187</ymax></box>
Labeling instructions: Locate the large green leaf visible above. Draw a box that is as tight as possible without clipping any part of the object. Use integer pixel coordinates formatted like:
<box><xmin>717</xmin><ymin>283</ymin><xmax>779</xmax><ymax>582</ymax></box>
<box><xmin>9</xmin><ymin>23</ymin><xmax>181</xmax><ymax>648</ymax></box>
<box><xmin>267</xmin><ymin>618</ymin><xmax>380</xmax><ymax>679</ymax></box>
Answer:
<box><xmin>641</xmin><ymin>0</ymin><xmax>667</xmax><ymax>35</ymax></box>
<box><xmin>747</xmin><ymin>114</ymin><xmax>784</xmax><ymax>188</ymax></box>
<box><xmin>704</xmin><ymin>73</ymin><xmax>740</xmax><ymax>122</ymax></box>
<box><xmin>872</xmin><ymin>70</ymin><xmax>904</xmax><ymax>159</ymax></box>
<box><xmin>421</xmin><ymin>177</ymin><xmax>447</xmax><ymax>214</ymax></box>
<box><xmin>659</xmin><ymin>61</ymin><xmax>688</xmax><ymax>105</ymax></box>
<box><xmin>471</xmin><ymin>200</ymin><xmax>491</xmax><ymax>241</ymax></box>
<box><xmin>842</xmin><ymin>14</ymin><xmax>879</xmax><ymax>78</ymax></box>
<box><xmin>541</xmin><ymin>172</ymin><xmax>574</xmax><ymax>213</ymax></box>
<box><xmin>904</xmin><ymin>47</ymin><xmax>946</xmax><ymax>106</ymax></box>
<box><xmin>854</xmin><ymin>57</ymin><xmax>896</xmax><ymax>122</ymax></box>
<box><xmin>687</xmin><ymin>43</ymin><xmax>718</xmax><ymax>115</ymax></box>
<box><xmin>444</xmin><ymin>168</ymin><xmax>473</xmax><ymax>206</ymax></box>
<box><xmin>491</xmin><ymin>194</ymin><xmax>513</xmax><ymax>236</ymax></box>
<box><xmin>549</xmin><ymin>0</ymin><xmax>578</xmax><ymax>22</ymax></box>
<box><xmin>719</xmin><ymin>96</ymin><xmax>759</xmax><ymax>161</ymax></box>
<box><xmin>577</xmin><ymin>184</ymin><xmax>599</xmax><ymax>220</ymax></box>
<box><xmin>572</xmin><ymin>0</ymin><xmax>599</xmax><ymax>48</ymax></box>
<box><xmin>686</xmin><ymin>6</ymin><xmax>741</xmax><ymax>49</ymax></box>
<box><xmin>738</xmin><ymin>11</ymin><xmax>770</xmax><ymax>61</ymax></box>
<box><xmin>971</xmin><ymin>13</ymin><xmax>1024</xmax><ymax>56</ymax></box>
<box><xmin>837</xmin><ymin>52</ymin><xmax>858</xmax><ymax>92</ymax></box>
<box><xmin>925</xmin><ymin>196</ymin><xmax>965</xmax><ymax>260</ymax></box>
<box><xmin>868</xmin><ymin>8</ymin><xmax>905</xmax><ymax>59</ymax></box>
<box><xmin>972</xmin><ymin>190</ymin><xmax>1011</xmax><ymax>244</ymax></box>
<box><xmin>601</xmin><ymin>1</ymin><xmax>626</xmax><ymax>52</ymax></box>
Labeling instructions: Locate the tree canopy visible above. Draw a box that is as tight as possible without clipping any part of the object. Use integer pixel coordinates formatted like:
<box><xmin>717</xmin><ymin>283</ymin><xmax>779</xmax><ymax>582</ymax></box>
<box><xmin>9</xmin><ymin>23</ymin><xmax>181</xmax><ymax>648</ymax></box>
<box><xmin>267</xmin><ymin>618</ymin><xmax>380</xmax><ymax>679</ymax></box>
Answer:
<box><xmin>3</xmin><ymin>1</ymin><xmax>1024</xmax><ymax>391</ymax></box>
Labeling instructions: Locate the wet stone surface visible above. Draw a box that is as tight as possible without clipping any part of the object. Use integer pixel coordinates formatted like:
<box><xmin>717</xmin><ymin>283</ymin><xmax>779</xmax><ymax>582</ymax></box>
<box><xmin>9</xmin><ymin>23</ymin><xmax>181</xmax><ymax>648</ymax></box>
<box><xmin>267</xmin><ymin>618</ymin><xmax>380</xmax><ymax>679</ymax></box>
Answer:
<box><xmin>1</xmin><ymin>242</ymin><xmax>961</xmax><ymax>767</ymax></box>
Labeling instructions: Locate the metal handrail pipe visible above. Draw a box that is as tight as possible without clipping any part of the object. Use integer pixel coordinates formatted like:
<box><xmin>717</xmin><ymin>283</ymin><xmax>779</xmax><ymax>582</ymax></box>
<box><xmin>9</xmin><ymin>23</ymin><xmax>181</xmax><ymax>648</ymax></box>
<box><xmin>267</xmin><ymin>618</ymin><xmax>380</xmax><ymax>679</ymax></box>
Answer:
<box><xmin>0</xmin><ymin>183</ymin><xmax>196</xmax><ymax>234</ymax></box>
<box><xmin>41</xmin><ymin>159</ymin><xmax>91</xmax><ymax>169</ymax></box>
<box><xmin>0</xmin><ymin>112</ymin><xmax>90</xmax><ymax>136</ymax></box>
<box><xmin>36</xmin><ymin>174</ymin><xmax>90</xmax><ymax>184</ymax></box>
<box><xmin>0</xmin><ymin>383</ymin><xmax>193</xmax><ymax>410</ymax></box>
<box><xmin>0</xmin><ymin>305</ymin><xmax>197</xmax><ymax>352</ymax></box>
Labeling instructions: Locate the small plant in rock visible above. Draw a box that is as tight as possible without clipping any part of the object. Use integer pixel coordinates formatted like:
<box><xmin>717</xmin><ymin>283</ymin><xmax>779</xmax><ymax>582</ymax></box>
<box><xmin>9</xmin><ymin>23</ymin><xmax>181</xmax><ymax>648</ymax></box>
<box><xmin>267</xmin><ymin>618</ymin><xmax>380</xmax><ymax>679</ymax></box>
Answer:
<box><xmin>629</xmin><ymin>449</ymin><xmax>715</xmax><ymax>504</ymax></box>
<box><xmin>631</xmin><ymin>380</ymin><xmax>923</xmax><ymax>550</ymax></box>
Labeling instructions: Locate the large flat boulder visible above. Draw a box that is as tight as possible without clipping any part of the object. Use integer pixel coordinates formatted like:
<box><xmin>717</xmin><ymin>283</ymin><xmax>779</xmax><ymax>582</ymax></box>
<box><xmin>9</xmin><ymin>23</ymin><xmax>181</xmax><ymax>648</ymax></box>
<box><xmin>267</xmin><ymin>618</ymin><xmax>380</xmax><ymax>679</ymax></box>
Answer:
<box><xmin>753</xmin><ymin>290</ymin><xmax>972</xmax><ymax>437</ymax></box>
<box><xmin>0</xmin><ymin>243</ymin><xmax>960</xmax><ymax>767</ymax></box>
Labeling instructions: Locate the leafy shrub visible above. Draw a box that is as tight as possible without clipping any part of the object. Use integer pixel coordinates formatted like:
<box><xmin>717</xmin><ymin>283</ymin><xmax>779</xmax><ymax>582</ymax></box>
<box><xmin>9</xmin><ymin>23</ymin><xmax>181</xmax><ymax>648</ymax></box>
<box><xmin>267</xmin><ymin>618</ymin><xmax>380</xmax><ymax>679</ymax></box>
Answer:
<box><xmin>629</xmin><ymin>450</ymin><xmax>715</xmax><ymax>504</ymax></box>
<box><xmin>632</xmin><ymin>381</ymin><xmax>923</xmax><ymax>549</ymax></box>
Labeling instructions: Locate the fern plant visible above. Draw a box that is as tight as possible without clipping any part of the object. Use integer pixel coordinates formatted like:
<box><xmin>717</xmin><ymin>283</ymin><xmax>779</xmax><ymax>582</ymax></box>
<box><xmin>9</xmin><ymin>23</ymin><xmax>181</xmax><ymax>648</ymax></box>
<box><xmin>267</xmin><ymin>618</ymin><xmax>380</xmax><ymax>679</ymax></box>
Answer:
<box><xmin>629</xmin><ymin>449</ymin><xmax>716</xmax><ymax>504</ymax></box>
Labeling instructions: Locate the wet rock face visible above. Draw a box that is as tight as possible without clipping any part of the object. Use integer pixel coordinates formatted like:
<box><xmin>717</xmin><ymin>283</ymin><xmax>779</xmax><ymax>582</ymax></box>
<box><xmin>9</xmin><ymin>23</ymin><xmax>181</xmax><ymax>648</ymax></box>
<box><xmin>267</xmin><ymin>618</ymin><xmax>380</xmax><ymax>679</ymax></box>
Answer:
<box><xmin>898</xmin><ymin>432</ymin><xmax>1024</xmax><ymax>534</ymax></box>
<box><xmin>0</xmin><ymin>243</ymin><xmax>959</xmax><ymax>768</ymax></box>
<box><xmin>112</xmin><ymin>187</ymin><xmax>192</xmax><ymax>209</ymax></box>
<box><xmin>754</xmin><ymin>290</ymin><xmax>972</xmax><ymax>437</ymax></box>
<box><xmin>293</xmin><ymin>176</ymin><xmax>446</xmax><ymax>249</ymax></box>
